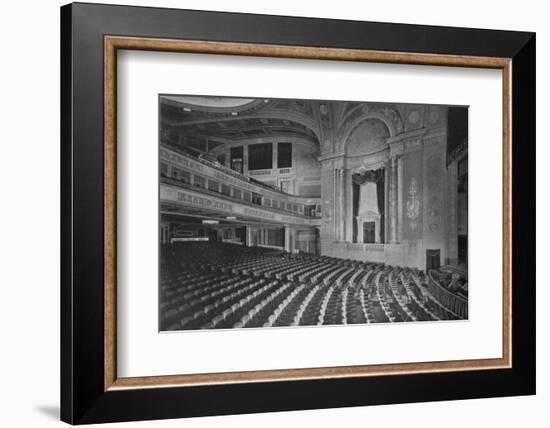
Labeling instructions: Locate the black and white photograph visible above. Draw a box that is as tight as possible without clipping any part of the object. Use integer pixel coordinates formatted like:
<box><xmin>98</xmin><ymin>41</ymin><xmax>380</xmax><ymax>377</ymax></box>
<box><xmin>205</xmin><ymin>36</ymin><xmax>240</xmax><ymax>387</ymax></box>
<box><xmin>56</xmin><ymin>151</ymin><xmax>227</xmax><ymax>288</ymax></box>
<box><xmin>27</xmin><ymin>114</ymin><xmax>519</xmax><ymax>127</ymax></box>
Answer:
<box><xmin>159</xmin><ymin>95</ymin><xmax>469</xmax><ymax>331</ymax></box>
<box><xmin>0</xmin><ymin>0</ymin><xmax>541</xmax><ymax>425</ymax></box>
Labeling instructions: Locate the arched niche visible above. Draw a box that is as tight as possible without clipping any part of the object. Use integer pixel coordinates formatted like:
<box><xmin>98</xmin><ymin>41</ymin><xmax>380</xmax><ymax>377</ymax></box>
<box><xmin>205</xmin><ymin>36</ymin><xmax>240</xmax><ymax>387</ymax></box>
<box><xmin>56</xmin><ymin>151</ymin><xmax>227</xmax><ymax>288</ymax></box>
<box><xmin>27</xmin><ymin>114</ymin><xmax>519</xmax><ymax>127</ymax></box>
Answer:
<box><xmin>335</xmin><ymin>104</ymin><xmax>404</xmax><ymax>153</ymax></box>
<box><xmin>343</xmin><ymin>117</ymin><xmax>392</xmax><ymax>245</ymax></box>
<box><xmin>345</xmin><ymin>118</ymin><xmax>391</xmax><ymax>158</ymax></box>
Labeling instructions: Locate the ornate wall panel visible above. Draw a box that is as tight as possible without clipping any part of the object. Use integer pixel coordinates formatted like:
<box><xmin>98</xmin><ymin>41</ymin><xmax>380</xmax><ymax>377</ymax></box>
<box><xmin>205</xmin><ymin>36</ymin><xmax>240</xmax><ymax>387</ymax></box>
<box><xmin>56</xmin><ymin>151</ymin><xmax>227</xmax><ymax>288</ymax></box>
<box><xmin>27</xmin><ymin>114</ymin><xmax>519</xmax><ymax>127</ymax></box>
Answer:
<box><xmin>401</xmin><ymin>150</ymin><xmax>423</xmax><ymax>240</ymax></box>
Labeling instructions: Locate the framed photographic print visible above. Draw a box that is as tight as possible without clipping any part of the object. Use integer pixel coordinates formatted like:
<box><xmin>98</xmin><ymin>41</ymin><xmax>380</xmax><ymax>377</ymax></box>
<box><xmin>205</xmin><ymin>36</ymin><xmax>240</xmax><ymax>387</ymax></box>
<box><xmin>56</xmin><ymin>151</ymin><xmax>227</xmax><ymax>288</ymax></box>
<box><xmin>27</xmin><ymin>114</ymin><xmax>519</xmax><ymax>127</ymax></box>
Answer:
<box><xmin>60</xmin><ymin>2</ymin><xmax>536</xmax><ymax>424</ymax></box>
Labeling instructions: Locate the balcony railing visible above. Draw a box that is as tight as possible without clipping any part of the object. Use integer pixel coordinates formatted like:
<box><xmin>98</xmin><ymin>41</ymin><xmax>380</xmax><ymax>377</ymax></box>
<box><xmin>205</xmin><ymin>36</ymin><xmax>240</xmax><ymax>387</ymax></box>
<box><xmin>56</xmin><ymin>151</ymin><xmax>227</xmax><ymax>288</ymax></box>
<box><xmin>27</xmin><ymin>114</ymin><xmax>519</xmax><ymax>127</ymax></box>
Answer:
<box><xmin>427</xmin><ymin>270</ymin><xmax>468</xmax><ymax>319</ymax></box>
<box><xmin>248</xmin><ymin>169</ymin><xmax>272</xmax><ymax>176</ymax></box>
<box><xmin>161</xmin><ymin>176</ymin><xmax>321</xmax><ymax>219</ymax></box>
<box><xmin>161</xmin><ymin>140</ymin><xmax>288</xmax><ymax>195</ymax></box>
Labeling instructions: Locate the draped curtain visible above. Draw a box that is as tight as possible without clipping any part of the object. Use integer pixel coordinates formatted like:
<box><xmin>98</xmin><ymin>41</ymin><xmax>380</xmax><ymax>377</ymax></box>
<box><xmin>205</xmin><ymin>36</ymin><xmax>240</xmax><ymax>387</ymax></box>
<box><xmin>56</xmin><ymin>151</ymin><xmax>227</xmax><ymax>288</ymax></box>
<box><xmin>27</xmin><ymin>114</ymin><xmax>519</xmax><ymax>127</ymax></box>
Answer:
<box><xmin>351</xmin><ymin>169</ymin><xmax>383</xmax><ymax>186</ymax></box>
<box><xmin>352</xmin><ymin>182</ymin><xmax>360</xmax><ymax>243</ymax></box>
<box><xmin>352</xmin><ymin>168</ymin><xmax>385</xmax><ymax>243</ymax></box>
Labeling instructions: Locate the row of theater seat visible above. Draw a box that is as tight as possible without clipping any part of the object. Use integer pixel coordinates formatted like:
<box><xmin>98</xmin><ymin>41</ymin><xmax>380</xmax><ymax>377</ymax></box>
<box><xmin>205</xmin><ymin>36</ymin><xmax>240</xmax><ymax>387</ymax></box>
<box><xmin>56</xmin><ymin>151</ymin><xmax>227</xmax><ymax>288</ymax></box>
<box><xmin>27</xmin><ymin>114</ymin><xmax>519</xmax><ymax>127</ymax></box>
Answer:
<box><xmin>160</xmin><ymin>242</ymin><xmax>465</xmax><ymax>331</ymax></box>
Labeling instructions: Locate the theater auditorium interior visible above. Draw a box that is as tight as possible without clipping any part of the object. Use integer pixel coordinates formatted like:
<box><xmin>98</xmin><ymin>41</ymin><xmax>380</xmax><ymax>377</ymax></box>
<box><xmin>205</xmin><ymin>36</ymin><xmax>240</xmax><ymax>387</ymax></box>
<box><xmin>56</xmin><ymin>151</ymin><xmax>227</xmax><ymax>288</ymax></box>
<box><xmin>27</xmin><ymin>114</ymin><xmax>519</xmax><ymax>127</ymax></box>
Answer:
<box><xmin>159</xmin><ymin>95</ymin><xmax>468</xmax><ymax>331</ymax></box>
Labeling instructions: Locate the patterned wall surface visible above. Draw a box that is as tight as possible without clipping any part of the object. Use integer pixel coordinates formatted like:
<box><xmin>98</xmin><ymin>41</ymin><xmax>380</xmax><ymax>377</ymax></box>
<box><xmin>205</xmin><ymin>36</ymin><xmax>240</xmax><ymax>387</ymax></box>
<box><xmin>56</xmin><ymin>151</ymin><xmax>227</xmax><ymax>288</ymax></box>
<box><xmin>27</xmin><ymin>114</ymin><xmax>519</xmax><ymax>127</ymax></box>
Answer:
<box><xmin>402</xmin><ymin>149</ymin><xmax>423</xmax><ymax>240</ymax></box>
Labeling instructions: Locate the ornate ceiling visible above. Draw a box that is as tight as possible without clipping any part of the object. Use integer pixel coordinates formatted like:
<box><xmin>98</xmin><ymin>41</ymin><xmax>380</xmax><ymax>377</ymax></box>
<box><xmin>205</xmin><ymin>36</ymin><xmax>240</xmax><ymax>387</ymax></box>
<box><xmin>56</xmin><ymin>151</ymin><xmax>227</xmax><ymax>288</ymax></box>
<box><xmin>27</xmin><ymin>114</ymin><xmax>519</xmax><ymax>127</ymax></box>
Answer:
<box><xmin>160</xmin><ymin>95</ymin><xmax>409</xmax><ymax>157</ymax></box>
<box><xmin>161</xmin><ymin>96</ymin><xmax>322</xmax><ymax>145</ymax></box>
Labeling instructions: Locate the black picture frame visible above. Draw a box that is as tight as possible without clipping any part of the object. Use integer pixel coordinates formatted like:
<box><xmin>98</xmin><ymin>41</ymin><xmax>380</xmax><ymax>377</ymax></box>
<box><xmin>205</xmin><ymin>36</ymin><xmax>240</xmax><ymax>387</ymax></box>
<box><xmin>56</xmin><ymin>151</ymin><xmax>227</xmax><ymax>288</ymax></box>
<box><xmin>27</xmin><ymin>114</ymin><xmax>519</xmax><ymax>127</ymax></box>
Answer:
<box><xmin>61</xmin><ymin>2</ymin><xmax>535</xmax><ymax>424</ymax></box>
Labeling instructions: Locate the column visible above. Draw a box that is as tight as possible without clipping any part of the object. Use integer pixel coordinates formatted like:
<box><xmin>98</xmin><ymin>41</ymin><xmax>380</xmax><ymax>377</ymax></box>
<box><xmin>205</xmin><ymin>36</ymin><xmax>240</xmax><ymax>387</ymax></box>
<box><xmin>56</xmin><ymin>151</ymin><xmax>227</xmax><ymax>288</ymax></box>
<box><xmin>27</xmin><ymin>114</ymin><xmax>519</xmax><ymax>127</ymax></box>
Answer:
<box><xmin>273</xmin><ymin>143</ymin><xmax>278</xmax><ymax>170</ymax></box>
<box><xmin>333</xmin><ymin>168</ymin><xmax>339</xmax><ymax>240</ymax></box>
<box><xmin>284</xmin><ymin>226</ymin><xmax>291</xmax><ymax>253</ymax></box>
<box><xmin>243</xmin><ymin>144</ymin><xmax>249</xmax><ymax>174</ymax></box>
<box><xmin>345</xmin><ymin>169</ymin><xmax>353</xmax><ymax>242</ymax></box>
<box><xmin>390</xmin><ymin>155</ymin><xmax>398</xmax><ymax>243</ymax></box>
<box><xmin>224</xmin><ymin>145</ymin><xmax>230</xmax><ymax>168</ymax></box>
<box><xmin>245</xmin><ymin>226</ymin><xmax>252</xmax><ymax>247</ymax></box>
<box><xmin>384</xmin><ymin>163</ymin><xmax>389</xmax><ymax>244</ymax></box>
<box><xmin>339</xmin><ymin>168</ymin><xmax>346</xmax><ymax>241</ymax></box>
<box><xmin>397</xmin><ymin>156</ymin><xmax>404</xmax><ymax>242</ymax></box>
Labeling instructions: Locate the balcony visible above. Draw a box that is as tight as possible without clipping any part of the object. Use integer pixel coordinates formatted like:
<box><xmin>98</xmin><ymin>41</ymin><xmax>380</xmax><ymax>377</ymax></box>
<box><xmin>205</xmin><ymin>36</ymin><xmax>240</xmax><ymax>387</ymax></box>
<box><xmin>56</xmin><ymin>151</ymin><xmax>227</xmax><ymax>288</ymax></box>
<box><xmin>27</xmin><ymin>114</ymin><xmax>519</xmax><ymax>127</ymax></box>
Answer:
<box><xmin>161</xmin><ymin>178</ymin><xmax>321</xmax><ymax>227</ymax></box>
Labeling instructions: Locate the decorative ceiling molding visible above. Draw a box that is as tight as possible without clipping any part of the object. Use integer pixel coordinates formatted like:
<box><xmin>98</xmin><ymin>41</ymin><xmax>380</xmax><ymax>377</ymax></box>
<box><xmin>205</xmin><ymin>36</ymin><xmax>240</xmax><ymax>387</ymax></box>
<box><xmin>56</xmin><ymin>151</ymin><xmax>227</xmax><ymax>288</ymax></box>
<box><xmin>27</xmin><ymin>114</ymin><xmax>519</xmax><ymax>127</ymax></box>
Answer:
<box><xmin>161</xmin><ymin>97</ymin><xmax>425</xmax><ymax>160</ymax></box>
<box><xmin>336</xmin><ymin>103</ymin><xmax>405</xmax><ymax>151</ymax></box>
<box><xmin>161</xmin><ymin>96</ymin><xmax>269</xmax><ymax>116</ymax></box>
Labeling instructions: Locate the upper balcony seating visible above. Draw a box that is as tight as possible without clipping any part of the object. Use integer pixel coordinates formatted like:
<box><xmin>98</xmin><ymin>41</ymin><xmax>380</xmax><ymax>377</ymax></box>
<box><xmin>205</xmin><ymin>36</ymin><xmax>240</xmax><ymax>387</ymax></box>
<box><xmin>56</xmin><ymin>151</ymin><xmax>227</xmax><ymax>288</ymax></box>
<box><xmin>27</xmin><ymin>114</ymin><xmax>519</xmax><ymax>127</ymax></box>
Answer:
<box><xmin>161</xmin><ymin>142</ymin><xmax>321</xmax><ymax>217</ymax></box>
<box><xmin>160</xmin><ymin>242</ymin><xmax>467</xmax><ymax>330</ymax></box>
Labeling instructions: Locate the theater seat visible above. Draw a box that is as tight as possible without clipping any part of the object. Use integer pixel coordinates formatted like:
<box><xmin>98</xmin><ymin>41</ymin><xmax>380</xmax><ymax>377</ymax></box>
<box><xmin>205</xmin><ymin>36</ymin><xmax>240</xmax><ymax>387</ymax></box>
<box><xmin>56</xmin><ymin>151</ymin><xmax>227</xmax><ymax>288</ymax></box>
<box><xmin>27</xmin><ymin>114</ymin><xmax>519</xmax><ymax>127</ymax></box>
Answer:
<box><xmin>159</xmin><ymin>242</ymin><xmax>465</xmax><ymax>330</ymax></box>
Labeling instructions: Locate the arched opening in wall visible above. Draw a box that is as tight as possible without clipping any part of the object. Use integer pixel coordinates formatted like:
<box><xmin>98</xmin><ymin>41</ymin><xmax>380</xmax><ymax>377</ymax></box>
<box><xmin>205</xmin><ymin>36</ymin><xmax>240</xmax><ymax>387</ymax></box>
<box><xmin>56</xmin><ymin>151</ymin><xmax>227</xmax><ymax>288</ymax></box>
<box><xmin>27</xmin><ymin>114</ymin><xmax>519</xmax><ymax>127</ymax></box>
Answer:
<box><xmin>352</xmin><ymin>170</ymin><xmax>385</xmax><ymax>243</ymax></box>
<box><xmin>346</xmin><ymin>118</ymin><xmax>390</xmax><ymax>244</ymax></box>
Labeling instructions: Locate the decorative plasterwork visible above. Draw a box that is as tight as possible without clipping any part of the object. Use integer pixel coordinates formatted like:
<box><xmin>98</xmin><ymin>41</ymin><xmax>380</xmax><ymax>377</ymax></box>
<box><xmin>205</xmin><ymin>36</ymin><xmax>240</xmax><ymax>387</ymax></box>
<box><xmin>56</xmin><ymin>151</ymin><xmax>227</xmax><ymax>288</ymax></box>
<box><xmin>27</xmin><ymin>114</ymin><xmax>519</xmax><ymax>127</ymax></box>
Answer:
<box><xmin>350</xmin><ymin>158</ymin><xmax>388</xmax><ymax>174</ymax></box>
<box><xmin>335</xmin><ymin>104</ymin><xmax>405</xmax><ymax>153</ymax></box>
<box><xmin>162</xmin><ymin>96</ymin><xmax>322</xmax><ymax>144</ymax></box>
<box><xmin>406</xmin><ymin>178</ymin><xmax>421</xmax><ymax>231</ymax></box>
<box><xmin>447</xmin><ymin>138</ymin><xmax>468</xmax><ymax>165</ymax></box>
<box><xmin>161</xmin><ymin>96</ymin><xmax>268</xmax><ymax>117</ymax></box>
<box><xmin>317</xmin><ymin>102</ymin><xmax>334</xmax><ymax>153</ymax></box>
<box><xmin>388</xmin><ymin>128</ymin><xmax>427</xmax><ymax>156</ymax></box>
<box><xmin>267</xmin><ymin>99</ymin><xmax>315</xmax><ymax>120</ymax></box>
